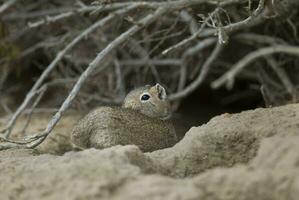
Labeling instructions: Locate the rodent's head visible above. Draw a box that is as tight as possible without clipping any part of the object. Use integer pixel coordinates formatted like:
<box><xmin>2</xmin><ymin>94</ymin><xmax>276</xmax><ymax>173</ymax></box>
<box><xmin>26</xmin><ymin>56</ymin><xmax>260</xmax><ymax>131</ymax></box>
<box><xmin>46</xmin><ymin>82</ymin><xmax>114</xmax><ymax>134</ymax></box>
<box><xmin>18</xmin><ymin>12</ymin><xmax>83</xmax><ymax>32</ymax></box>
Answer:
<box><xmin>122</xmin><ymin>84</ymin><xmax>171</xmax><ymax>120</ymax></box>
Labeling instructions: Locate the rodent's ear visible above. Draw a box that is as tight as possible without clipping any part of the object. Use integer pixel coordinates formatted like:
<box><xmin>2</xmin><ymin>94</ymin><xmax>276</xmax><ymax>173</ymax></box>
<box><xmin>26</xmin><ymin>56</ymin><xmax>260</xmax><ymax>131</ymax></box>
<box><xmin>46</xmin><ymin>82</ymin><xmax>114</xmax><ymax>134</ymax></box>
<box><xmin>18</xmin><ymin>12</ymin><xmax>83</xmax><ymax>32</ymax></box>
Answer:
<box><xmin>155</xmin><ymin>83</ymin><xmax>167</xmax><ymax>100</ymax></box>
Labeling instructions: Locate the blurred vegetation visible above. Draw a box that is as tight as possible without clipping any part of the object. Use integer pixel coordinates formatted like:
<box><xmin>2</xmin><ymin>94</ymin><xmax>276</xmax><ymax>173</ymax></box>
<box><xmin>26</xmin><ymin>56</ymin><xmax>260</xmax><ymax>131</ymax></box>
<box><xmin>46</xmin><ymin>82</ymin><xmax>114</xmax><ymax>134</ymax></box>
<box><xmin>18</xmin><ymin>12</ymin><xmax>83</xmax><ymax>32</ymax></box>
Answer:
<box><xmin>0</xmin><ymin>0</ymin><xmax>299</xmax><ymax>117</ymax></box>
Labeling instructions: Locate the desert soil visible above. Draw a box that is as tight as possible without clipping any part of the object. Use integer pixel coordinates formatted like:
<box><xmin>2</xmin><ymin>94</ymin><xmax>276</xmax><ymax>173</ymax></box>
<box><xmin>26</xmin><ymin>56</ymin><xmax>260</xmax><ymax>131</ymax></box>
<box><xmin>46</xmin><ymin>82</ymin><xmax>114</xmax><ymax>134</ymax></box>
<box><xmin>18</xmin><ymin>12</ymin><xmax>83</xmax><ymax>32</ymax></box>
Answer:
<box><xmin>0</xmin><ymin>103</ymin><xmax>299</xmax><ymax>199</ymax></box>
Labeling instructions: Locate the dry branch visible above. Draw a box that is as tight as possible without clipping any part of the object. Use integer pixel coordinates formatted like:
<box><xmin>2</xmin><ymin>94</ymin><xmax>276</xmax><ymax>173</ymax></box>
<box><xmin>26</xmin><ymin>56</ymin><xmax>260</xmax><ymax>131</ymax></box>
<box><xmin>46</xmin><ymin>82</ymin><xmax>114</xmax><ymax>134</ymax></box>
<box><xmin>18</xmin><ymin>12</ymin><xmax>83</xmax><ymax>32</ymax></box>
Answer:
<box><xmin>212</xmin><ymin>45</ymin><xmax>299</xmax><ymax>89</ymax></box>
<box><xmin>0</xmin><ymin>4</ymin><xmax>140</xmax><ymax>139</ymax></box>
<box><xmin>170</xmin><ymin>41</ymin><xmax>224</xmax><ymax>100</ymax></box>
<box><xmin>1</xmin><ymin>0</ymin><xmax>298</xmax><ymax>150</ymax></box>
<box><xmin>0</xmin><ymin>0</ymin><xmax>224</xmax><ymax>149</ymax></box>
<box><xmin>0</xmin><ymin>0</ymin><xmax>19</xmax><ymax>15</ymax></box>
<box><xmin>266</xmin><ymin>57</ymin><xmax>296</xmax><ymax>95</ymax></box>
<box><xmin>26</xmin><ymin>6</ymin><xmax>170</xmax><ymax>148</ymax></box>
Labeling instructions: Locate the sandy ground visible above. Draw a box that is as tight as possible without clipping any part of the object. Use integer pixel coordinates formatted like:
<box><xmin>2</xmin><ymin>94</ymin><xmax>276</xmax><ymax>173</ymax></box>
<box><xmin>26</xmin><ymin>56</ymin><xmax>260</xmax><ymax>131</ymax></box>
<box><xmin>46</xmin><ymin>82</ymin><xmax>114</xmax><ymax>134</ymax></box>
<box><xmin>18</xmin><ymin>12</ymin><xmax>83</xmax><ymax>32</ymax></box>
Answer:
<box><xmin>0</xmin><ymin>103</ymin><xmax>299</xmax><ymax>199</ymax></box>
<box><xmin>0</xmin><ymin>111</ymin><xmax>82</xmax><ymax>154</ymax></box>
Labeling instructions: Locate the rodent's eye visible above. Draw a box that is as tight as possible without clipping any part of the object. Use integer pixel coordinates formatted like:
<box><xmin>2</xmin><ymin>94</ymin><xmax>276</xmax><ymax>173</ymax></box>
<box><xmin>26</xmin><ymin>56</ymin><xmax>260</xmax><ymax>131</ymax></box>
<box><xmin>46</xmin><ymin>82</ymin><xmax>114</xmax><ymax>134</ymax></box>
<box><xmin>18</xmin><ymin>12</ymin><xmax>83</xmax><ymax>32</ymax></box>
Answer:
<box><xmin>141</xmin><ymin>94</ymin><xmax>151</xmax><ymax>101</ymax></box>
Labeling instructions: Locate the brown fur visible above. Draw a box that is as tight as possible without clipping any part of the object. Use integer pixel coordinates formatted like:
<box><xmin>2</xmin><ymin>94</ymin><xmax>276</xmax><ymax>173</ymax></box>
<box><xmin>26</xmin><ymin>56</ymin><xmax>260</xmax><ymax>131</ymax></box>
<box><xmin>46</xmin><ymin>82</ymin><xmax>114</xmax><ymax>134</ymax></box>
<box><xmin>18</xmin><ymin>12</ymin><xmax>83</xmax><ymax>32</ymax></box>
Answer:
<box><xmin>71</xmin><ymin>84</ymin><xmax>177</xmax><ymax>152</ymax></box>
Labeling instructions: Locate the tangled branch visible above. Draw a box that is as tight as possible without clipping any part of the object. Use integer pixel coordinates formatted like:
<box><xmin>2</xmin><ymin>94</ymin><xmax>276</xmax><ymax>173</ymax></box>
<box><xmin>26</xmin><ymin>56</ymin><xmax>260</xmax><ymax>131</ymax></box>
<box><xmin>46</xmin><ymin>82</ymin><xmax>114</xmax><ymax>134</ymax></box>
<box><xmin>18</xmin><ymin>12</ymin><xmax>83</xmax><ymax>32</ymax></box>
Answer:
<box><xmin>0</xmin><ymin>0</ymin><xmax>298</xmax><ymax>149</ymax></box>
<box><xmin>211</xmin><ymin>45</ymin><xmax>299</xmax><ymax>89</ymax></box>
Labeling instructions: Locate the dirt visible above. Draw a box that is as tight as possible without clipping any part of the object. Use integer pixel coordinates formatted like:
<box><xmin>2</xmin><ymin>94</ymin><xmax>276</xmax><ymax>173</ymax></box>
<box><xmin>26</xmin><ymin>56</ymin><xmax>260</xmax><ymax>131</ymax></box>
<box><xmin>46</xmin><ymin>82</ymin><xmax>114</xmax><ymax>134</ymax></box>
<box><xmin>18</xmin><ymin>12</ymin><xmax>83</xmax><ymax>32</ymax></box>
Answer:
<box><xmin>0</xmin><ymin>103</ymin><xmax>299</xmax><ymax>199</ymax></box>
<box><xmin>0</xmin><ymin>111</ymin><xmax>82</xmax><ymax>154</ymax></box>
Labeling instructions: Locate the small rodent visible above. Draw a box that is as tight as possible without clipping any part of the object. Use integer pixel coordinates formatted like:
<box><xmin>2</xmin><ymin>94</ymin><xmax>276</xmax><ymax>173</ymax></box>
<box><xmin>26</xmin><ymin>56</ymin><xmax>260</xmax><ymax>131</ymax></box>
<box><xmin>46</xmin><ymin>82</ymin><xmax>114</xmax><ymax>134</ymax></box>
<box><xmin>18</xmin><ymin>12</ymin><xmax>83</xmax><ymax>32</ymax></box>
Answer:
<box><xmin>71</xmin><ymin>84</ymin><xmax>177</xmax><ymax>152</ymax></box>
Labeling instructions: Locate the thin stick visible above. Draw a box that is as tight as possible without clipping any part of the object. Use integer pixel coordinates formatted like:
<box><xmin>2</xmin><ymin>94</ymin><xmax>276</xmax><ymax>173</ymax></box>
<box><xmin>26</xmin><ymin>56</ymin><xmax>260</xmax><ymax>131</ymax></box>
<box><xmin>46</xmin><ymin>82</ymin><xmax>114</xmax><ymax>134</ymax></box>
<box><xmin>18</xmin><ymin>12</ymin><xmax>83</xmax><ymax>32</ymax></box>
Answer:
<box><xmin>120</xmin><ymin>59</ymin><xmax>181</xmax><ymax>66</ymax></box>
<box><xmin>114</xmin><ymin>59</ymin><xmax>126</xmax><ymax>98</ymax></box>
<box><xmin>169</xmin><ymin>42</ymin><xmax>224</xmax><ymax>100</ymax></box>
<box><xmin>26</xmin><ymin>6</ymin><xmax>169</xmax><ymax>148</ymax></box>
<box><xmin>32</xmin><ymin>0</ymin><xmax>219</xmax><ymax>146</ymax></box>
<box><xmin>20</xmin><ymin>86</ymin><xmax>46</xmax><ymax>135</ymax></box>
<box><xmin>1</xmin><ymin>4</ymin><xmax>138</xmax><ymax>138</ymax></box>
<box><xmin>163</xmin><ymin>0</ymin><xmax>266</xmax><ymax>54</ymax></box>
<box><xmin>162</xmin><ymin>12</ymin><xmax>210</xmax><ymax>55</ymax></box>
<box><xmin>211</xmin><ymin>45</ymin><xmax>299</xmax><ymax>89</ymax></box>
<box><xmin>27</xmin><ymin>2</ymin><xmax>149</xmax><ymax>28</ymax></box>
<box><xmin>0</xmin><ymin>0</ymin><xmax>19</xmax><ymax>14</ymax></box>
<box><xmin>266</xmin><ymin>57</ymin><xmax>296</xmax><ymax>95</ymax></box>
<box><xmin>178</xmin><ymin>37</ymin><xmax>217</xmax><ymax>90</ymax></box>
<box><xmin>0</xmin><ymin>0</ymin><xmax>238</xmax><ymax>149</ymax></box>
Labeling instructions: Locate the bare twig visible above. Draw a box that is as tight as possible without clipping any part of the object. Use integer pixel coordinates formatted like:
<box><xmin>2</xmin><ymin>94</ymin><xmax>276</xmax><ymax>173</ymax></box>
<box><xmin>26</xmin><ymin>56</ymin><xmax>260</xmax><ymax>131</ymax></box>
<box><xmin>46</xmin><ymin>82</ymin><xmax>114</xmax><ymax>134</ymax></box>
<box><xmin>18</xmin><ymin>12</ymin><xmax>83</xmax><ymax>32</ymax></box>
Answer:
<box><xmin>25</xmin><ymin>6</ymin><xmax>171</xmax><ymax>148</ymax></box>
<box><xmin>19</xmin><ymin>86</ymin><xmax>47</xmax><ymax>135</ymax></box>
<box><xmin>211</xmin><ymin>45</ymin><xmax>299</xmax><ymax>89</ymax></box>
<box><xmin>20</xmin><ymin>79</ymin><xmax>76</xmax><ymax>135</ymax></box>
<box><xmin>169</xmin><ymin>41</ymin><xmax>224</xmax><ymax>100</ymax></box>
<box><xmin>266</xmin><ymin>57</ymin><xmax>296</xmax><ymax>96</ymax></box>
<box><xmin>163</xmin><ymin>0</ymin><xmax>266</xmax><ymax>54</ymax></box>
<box><xmin>27</xmin><ymin>2</ymin><xmax>149</xmax><ymax>28</ymax></box>
<box><xmin>114</xmin><ymin>59</ymin><xmax>126</xmax><ymax>98</ymax></box>
<box><xmin>2</xmin><ymin>0</ymin><xmax>297</xmax><ymax>150</ymax></box>
<box><xmin>120</xmin><ymin>59</ymin><xmax>181</xmax><ymax>66</ymax></box>
<box><xmin>0</xmin><ymin>0</ymin><xmax>232</xmax><ymax>149</ymax></box>
<box><xmin>0</xmin><ymin>0</ymin><xmax>19</xmax><ymax>15</ymax></box>
<box><xmin>234</xmin><ymin>33</ymin><xmax>287</xmax><ymax>45</ymax></box>
<box><xmin>127</xmin><ymin>39</ymin><xmax>161</xmax><ymax>82</ymax></box>
<box><xmin>0</xmin><ymin>4</ymin><xmax>139</xmax><ymax>138</ymax></box>
<box><xmin>162</xmin><ymin>10</ymin><xmax>212</xmax><ymax>55</ymax></box>
<box><xmin>3</xmin><ymin>2</ymin><xmax>154</xmax><ymax>21</ymax></box>
<box><xmin>180</xmin><ymin>10</ymin><xmax>199</xmax><ymax>35</ymax></box>
<box><xmin>178</xmin><ymin>37</ymin><xmax>217</xmax><ymax>91</ymax></box>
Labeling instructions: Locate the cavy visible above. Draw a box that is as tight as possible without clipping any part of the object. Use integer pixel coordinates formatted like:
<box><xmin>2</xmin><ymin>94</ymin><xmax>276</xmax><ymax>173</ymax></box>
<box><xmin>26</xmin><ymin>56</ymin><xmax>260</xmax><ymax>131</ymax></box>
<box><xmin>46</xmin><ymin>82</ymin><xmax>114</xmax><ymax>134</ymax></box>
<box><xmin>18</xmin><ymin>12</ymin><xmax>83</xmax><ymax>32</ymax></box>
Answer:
<box><xmin>71</xmin><ymin>84</ymin><xmax>177</xmax><ymax>152</ymax></box>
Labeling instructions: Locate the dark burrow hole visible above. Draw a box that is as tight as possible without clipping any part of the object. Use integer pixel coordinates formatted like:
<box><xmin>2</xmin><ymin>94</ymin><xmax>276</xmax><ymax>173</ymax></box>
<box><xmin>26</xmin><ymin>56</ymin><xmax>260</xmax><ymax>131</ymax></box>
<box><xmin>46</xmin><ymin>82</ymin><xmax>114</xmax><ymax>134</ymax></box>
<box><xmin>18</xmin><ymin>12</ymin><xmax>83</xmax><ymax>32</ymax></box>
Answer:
<box><xmin>173</xmin><ymin>82</ymin><xmax>264</xmax><ymax>139</ymax></box>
